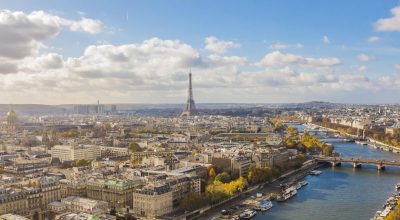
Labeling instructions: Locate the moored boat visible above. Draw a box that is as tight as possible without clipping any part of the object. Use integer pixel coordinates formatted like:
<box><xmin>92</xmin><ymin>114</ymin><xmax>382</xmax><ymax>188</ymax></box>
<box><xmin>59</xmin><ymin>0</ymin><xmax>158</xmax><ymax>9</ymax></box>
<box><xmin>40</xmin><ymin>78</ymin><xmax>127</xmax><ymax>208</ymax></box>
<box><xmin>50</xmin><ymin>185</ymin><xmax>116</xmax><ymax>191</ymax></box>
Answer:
<box><xmin>277</xmin><ymin>186</ymin><xmax>297</xmax><ymax>202</ymax></box>
<box><xmin>396</xmin><ymin>183</ymin><xmax>400</xmax><ymax>191</ymax></box>
<box><xmin>258</xmin><ymin>199</ymin><xmax>273</xmax><ymax>211</ymax></box>
<box><xmin>310</xmin><ymin>170</ymin><xmax>322</xmax><ymax>175</ymax></box>
<box><xmin>239</xmin><ymin>209</ymin><xmax>257</xmax><ymax>219</ymax></box>
<box><xmin>296</xmin><ymin>180</ymin><xmax>308</xmax><ymax>189</ymax></box>
<box><xmin>355</xmin><ymin>140</ymin><xmax>368</xmax><ymax>145</ymax></box>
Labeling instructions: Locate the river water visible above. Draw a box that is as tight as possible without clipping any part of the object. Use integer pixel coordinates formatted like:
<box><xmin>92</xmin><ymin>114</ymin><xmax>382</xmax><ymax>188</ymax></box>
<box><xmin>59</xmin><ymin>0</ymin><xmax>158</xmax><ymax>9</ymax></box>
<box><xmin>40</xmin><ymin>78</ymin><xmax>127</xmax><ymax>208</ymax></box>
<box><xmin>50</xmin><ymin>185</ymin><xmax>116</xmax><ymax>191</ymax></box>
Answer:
<box><xmin>256</xmin><ymin>124</ymin><xmax>400</xmax><ymax>220</ymax></box>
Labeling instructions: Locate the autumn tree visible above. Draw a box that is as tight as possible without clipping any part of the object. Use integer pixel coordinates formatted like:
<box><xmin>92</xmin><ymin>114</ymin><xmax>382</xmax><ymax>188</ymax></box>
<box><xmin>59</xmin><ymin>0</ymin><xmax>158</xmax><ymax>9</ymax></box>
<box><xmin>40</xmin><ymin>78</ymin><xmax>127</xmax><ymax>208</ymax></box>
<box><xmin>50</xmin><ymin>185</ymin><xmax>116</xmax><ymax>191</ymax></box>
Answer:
<box><xmin>206</xmin><ymin>176</ymin><xmax>248</xmax><ymax>203</ymax></box>
<box><xmin>287</xmin><ymin>126</ymin><xmax>299</xmax><ymax>137</ymax></box>
<box><xmin>74</xmin><ymin>159</ymin><xmax>91</xmax><ymax>167</ymax></box>
<box><xmin>247</xmin><ymin>166</ymin><xmax>272</xmax><ymax>184</ymax></box>
<box><xmin>208</xmin><ymin>167</ymin><xmax>216</xmax><ymax>179</ymax></box>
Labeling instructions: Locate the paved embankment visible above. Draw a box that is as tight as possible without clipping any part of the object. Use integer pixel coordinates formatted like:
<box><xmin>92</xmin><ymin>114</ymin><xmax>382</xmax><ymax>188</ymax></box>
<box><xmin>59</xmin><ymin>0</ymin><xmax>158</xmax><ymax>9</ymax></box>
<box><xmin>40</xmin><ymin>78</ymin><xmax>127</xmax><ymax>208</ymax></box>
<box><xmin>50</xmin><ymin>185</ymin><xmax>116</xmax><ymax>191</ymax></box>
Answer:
<box><xmin>188</xmin><ymin>161</ymin><xmax>320</xmax><ymax>220</ymax></box>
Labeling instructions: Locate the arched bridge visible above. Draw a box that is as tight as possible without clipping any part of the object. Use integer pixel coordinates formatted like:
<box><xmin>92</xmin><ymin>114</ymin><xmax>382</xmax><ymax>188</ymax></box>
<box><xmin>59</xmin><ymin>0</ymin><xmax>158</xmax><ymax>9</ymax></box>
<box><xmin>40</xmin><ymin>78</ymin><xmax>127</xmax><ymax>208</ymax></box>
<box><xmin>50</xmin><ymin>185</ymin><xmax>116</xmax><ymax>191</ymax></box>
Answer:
<box><xmin>314</xmin><ymin>156</ymin><xmax>400</xmax><ymax>170</ymax></box>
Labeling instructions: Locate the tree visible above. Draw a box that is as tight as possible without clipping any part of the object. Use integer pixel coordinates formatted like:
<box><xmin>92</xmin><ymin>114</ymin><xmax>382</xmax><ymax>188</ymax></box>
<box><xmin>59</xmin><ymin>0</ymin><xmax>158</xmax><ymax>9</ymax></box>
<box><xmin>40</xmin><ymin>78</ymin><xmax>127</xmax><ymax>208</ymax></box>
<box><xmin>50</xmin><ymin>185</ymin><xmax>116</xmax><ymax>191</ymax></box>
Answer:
<box><xmin>208</xmin><ymin>167</ymin><xmax>216</xmax><ymax>179</ymax></box>
<box><xmin>293</xmin><ymin>154</ymin><xmax>307</xmax><ymax>168</ymax></box>
<box><xmin>74</xmin><ymin>159</ymin><xmax>90</xmax><ymax>167</ymax></box>
<box><xmin>62</xmin><ymin>129</ymin><xmax>80</xmax><ymax>138</ymax></box>
<box><xmin>179</xmin><ymin>192</ymin><xmax>207</xmax><ymax>211</ymax></box>
<box><xmin>205</xmin><ymin>177</ymin><xmax>248</xmax><ymax>203</ymax></box>
<box><xmin>287</xmin><ymin>126</ymin><xmax>299</xmax><ymax>137</ymax></box>
<box><xmin>128</xmin><ymin>142</ymin><xmax>143</xmax><ymax>153</ymax></box>
<box><xmin>272</xmin><ymin>119</ymin><xmax>284</xmax><ymax>132</ymax></box>
<box><xmin>322</xmin><ymin>145</ymin><xmax>333</xmax><ymax>156</ymax></box>
<box><xmin>206</xmin><ymin>184</ymin><xmax>229</xmax><ymax>203</ymax></box>
<box><xmin>110</xmin><ymin>207</ymin><xmax>117</xmax><ymax>216</ymax></box>
<box><xmin>247</xmin><ymin>166</ymin><xmax>272</xmax><ymax>184</ymax></box>
<box><xmin>285</xmin><ymin>139</ymin><xmax>296</xmax><ymax>148</ymax></box>
<box><xmin>215</xmin><ymin>172</ymin><xmax>231</xmax><ymax>183</ymax></box>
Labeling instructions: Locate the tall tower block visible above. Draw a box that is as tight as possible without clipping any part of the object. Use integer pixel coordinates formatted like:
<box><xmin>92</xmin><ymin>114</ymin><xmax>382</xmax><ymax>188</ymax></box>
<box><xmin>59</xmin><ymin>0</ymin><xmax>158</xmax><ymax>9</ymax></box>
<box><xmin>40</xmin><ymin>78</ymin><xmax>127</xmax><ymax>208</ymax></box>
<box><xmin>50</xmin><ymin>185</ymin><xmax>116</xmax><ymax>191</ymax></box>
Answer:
<box><xmin>181</xmin><ymin>71</ymin><xmax>197</xmax><ymax>117</ymax></box>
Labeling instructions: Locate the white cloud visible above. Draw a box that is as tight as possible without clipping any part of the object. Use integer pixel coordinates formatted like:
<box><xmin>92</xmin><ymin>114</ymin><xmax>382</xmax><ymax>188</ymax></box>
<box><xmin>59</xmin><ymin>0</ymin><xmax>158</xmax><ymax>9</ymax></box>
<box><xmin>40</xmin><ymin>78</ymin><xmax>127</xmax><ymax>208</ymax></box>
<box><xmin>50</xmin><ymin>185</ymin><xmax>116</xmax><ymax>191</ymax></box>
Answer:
<box><xmin>0</xmin><ymin>9</ymin><xmax>103</xmax><ymax>60</ymax></box>
<box><xmin>367</xmin><ymin>36</ymin><xmax>381</xmax><ymax>42</ymax></box>
<box><xmin>357</xmin><ymin>53</ymin><xmax>375</xmax><ymax>62</ymax></box>
<box><xmin>375</xmin><ymin>6</ymin><xmax>400</xmax><ymax>31</ymax></box>
<box><xmin>395</xmin><ymin>64</ymin><xmax>400</xmax><ymax>71</ymax></box>
<box><xmin>258</xmin><ymin>51</ymin><xmax>341</xmax><ymax>67</ymax></box>
<box><xmin>322</xmin><ymin>35</ymin><xmax>330</xmax><ymax>44</ymax></box>
<box><xmin>67</xmin><ymin>17</ymin><xmax>103</xmax><ymax>34</ymax></box>
<box><xmin>207</xmin><ymin>54</ymin><xmax>247</xmax><ymax>66</ymax></box>
<box><xmin>0</xmin><ymin>35</ymin><xmax>399</xmax><ymax>104</ymax></box>
<box><xmin>269</xmin><ymin>42</ymin><xmax>303</xmax><ymax>50</ymax></box>
<box><xmin>67</xmin><ymin>38</ymin><xmax>202</xmax><ymax>79</ymax></box>
<box><xmin>359</xmin><ymin>65</ymin><xmax>368</xmax><ymax>72</ymax></box>
<box><xmin>204</xmin><ymin>36</ymin><xmax>240</xmax><ymax>53</ymax></box>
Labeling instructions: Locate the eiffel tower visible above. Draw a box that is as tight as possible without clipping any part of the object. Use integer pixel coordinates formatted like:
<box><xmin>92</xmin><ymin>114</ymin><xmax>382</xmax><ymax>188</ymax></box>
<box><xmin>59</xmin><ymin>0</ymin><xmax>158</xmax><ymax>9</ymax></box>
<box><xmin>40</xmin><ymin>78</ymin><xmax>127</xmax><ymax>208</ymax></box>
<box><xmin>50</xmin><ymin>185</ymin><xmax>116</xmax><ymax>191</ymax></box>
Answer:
<box><xmin>181</xmin><ymin>71</ymin><xmax>197</xmax><ymax>116</ymax></box>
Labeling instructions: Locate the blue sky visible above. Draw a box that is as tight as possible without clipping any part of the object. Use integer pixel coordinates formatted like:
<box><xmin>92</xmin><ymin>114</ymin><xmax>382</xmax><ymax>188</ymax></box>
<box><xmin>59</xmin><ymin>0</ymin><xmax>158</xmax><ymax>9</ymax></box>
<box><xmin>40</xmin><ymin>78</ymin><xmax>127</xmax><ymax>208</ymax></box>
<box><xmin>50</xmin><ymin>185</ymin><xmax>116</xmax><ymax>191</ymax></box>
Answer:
<box><xmin>0</xmin><ymin>0</ymin><xmax>400</xmax><ymax>104</ymax></box>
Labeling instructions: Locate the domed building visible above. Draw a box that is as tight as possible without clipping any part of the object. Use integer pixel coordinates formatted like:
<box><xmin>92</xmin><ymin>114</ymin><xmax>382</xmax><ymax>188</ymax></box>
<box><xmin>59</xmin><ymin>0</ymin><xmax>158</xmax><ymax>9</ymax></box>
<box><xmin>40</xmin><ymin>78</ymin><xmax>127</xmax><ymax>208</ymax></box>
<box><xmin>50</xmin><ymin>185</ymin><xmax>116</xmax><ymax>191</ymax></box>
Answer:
<box><xmin>6</xmin><ymin>105</ymin><xmax>17</xmax><ymax>132</ymax></box>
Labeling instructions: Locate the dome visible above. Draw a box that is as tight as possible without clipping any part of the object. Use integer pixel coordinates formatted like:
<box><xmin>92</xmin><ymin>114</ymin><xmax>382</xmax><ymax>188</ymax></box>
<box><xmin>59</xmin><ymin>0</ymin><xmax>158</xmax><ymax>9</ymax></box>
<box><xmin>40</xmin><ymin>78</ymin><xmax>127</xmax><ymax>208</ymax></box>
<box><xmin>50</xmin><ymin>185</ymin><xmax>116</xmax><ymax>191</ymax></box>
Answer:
<box><xmin>7</xmin><ymin>110</ymin><xmax>16</xmax><ymax>117</ymax></box>
<box><xmin>6</xmin><ymin>106</ymin><xmax>17</xmax><ymax>117</ymax></box>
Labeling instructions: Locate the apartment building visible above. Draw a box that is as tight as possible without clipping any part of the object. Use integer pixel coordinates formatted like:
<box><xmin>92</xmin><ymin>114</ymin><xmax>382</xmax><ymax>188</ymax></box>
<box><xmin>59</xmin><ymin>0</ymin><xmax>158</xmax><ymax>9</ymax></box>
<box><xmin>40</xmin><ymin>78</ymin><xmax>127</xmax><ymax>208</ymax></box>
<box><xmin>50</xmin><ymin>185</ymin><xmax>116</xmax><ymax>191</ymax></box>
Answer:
<box><xmin>51</xmin><ymin>145</ymin><xmax>101</xmax><ymax>162</ymax></box>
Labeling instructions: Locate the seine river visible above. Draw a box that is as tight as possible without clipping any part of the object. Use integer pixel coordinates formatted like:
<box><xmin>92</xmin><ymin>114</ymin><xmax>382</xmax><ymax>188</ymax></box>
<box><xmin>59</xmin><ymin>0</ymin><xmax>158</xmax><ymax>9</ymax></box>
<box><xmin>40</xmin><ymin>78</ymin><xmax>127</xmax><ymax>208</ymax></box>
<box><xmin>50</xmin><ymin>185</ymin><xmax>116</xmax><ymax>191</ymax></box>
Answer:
<box><xmin>257</xmin><ymin>124</ymin><xmax>400</xmax><ymax>220</ymax></box>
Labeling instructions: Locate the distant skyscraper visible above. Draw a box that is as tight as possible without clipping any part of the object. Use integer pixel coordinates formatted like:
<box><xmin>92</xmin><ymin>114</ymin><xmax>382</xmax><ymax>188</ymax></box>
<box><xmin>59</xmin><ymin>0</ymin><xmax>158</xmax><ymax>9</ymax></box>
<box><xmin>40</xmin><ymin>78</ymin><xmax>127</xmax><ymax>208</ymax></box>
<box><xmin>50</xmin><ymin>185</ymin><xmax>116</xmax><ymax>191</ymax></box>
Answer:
<box><xmin>73</xmin><ymin>102</ymin><xmax>105</xmax><ymax>115</ymax></box>
<box><xmin>181</xmin><ymin>71</ymin><xmax>197</xmax><ymax>117</ymax></box>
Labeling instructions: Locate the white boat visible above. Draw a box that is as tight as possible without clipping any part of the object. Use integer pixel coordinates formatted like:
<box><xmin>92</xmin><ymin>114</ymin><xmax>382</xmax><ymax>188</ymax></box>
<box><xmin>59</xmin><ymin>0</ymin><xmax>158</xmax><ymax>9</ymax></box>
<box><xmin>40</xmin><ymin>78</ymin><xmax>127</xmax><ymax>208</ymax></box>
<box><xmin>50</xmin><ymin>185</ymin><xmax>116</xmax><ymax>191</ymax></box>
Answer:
<box><xmin>258</xmin><ymin>200</ymin><xmax>273</xmax><ymax>211</ymax></box>
<box><xmin>231</xmin><ymin>215</ymin><xmax>240</xmax><ymax>220</ymax></box>
<box><xmin>296</xmin><ymin>180</ymin><xmax>308</xmax><ymax>189</ymax></box>
<box><xmin>380</xmin><ymin>207</ymin><xmax>391</xmax><ymax>217</ymax></box>
<box><xmin>355</xmin><ymin>140</ymin><xmax>368</xmax><ymax>145</ymax></box>
<box><xmin>396</xmin><ymin>183</ymin><xmax>400</xmax><ymax>190</ymax></box>
<box><xmin>239</xmin><ymin>209</ymin><xmax>257</xmax><ymax>219</ymax></box>
<box><xmin>277</xmin><ymin>186</ymin><xmax>297</xmax><ymax>202</ymax></box>
<box><xmin>300</xmin><ymin>180</ymin><xmax>308</xmax><ymax>186</ymax></box>
<box><xmin>310</xmin><ymin>170</ymin><xmax>322</xmax><ymax>175</ymax></box>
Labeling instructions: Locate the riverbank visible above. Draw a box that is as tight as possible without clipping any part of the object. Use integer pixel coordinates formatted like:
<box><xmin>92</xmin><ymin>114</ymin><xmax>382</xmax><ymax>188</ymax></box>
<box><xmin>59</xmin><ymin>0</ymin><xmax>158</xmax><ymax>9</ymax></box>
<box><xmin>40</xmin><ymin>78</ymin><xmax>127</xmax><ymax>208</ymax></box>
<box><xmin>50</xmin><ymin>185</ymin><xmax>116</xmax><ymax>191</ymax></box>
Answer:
<box><xmin>309</xmin><ymin>122</ymin><xmax>400</xmax><ymax>153</ymax></box>
<box><xmin>372</xmin><ymin>190</ymin><xmax>400</xmax><ymax>220</ymax></box>
<box><xmin>191</xmin><ymin>160</ymin><xmax>319</xmax><ymax>220</ymax></box>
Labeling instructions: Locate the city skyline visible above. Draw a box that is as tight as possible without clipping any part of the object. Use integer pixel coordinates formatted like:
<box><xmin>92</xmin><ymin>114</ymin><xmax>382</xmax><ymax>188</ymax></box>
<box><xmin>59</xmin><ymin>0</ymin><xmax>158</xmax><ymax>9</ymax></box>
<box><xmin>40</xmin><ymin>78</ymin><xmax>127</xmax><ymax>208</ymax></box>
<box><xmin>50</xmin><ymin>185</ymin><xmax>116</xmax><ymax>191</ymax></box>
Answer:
<box><xmin>1</xmin><ymin>0</ymin><xmax>400</xmax><ymax>104</ymax></box>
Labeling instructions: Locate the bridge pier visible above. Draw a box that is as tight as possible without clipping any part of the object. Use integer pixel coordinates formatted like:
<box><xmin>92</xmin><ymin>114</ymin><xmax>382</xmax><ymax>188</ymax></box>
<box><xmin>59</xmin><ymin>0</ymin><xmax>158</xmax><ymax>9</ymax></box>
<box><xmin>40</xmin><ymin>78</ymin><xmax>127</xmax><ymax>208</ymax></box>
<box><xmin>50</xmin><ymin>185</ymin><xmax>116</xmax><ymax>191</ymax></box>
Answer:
<box><xmin>377</xmin><ymin>164</ymin><xmax>385</xmax><ymax>170</ymax></box>
<box><xmin>353</xmin><ymin>162</ymin><xmax>361</xmax><ymax>168</ymax></box>
<box><xmin>331</xmin><ymin>162</ymin><xmax>341</xmax><ymax>167</ymax></box>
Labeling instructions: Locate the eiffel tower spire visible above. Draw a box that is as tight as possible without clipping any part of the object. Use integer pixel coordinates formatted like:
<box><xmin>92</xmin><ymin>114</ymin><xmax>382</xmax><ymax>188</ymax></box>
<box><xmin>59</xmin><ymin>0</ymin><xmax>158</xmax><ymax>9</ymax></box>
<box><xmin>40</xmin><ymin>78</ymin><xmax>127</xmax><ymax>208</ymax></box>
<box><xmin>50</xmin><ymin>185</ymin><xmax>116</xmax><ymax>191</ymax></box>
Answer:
<box><xmin>181</xmin><ymin>71</ymin><xmax>197</xmax><ymax>116</ymax></box>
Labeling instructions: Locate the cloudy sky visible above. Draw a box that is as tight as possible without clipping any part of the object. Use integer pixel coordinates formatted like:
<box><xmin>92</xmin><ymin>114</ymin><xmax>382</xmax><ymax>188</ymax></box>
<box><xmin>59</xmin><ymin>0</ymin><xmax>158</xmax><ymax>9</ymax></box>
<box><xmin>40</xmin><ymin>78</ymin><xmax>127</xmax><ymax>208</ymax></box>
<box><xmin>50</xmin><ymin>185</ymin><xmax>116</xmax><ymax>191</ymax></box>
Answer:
<box><xmin>1</xmin><ymin>0</ymin><xmax>400</xmax><ymax>104</ymax></box>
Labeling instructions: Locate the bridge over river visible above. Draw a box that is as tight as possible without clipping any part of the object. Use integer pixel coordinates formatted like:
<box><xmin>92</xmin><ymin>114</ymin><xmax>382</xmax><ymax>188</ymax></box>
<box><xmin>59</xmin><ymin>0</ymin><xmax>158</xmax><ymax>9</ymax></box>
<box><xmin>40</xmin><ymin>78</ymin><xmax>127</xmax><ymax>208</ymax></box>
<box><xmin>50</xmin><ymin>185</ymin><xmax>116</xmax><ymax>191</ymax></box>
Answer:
<box><xmin>314</xmin><ymin>156</ymin><xmax>400</xmax><ymax>170</ymax></box>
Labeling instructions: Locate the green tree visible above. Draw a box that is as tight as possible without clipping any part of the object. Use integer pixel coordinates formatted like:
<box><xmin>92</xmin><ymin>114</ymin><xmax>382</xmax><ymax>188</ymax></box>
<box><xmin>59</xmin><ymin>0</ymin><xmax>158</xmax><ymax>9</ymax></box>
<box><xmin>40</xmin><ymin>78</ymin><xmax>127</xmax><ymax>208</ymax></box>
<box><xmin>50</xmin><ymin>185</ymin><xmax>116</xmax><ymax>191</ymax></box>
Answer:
<box><xmin>215</xmin><ymin>172</ymin><xmax>231</xmax><ymax>183</ymax></box>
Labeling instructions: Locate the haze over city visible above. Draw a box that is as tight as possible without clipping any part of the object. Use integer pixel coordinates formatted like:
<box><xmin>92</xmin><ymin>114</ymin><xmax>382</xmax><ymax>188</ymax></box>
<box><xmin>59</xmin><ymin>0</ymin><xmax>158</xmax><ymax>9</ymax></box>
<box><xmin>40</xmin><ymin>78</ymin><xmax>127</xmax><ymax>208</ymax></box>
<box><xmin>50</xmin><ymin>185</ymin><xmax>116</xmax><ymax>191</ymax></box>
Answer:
<box><xmin>1</xmin><ymin>0</ymin><xmax>400</xmax><ymax>104</ymax></box>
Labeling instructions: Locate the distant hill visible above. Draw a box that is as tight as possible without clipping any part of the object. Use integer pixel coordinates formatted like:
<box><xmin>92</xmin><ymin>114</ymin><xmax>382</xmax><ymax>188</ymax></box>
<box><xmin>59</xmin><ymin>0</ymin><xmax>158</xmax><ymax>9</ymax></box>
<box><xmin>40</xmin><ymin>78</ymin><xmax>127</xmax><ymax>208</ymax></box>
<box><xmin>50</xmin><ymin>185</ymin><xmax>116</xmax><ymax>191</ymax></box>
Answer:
<box><xmin>0</xmin><ymin>104</ymin><xmax>66</xmax><ymax>116</ymax></box>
